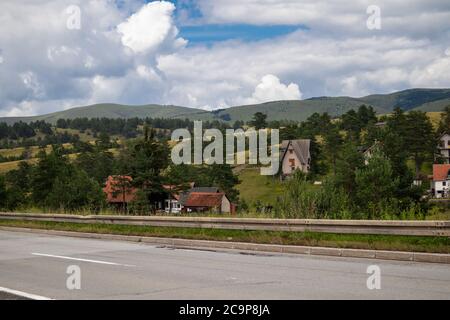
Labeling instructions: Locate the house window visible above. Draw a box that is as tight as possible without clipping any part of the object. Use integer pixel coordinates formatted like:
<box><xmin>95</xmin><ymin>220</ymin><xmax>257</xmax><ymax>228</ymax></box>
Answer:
<box><xmin>289</xmin><ymin>159</ymin><xmax>295</xmax><ymax>167</ymax></box>
<box><xmin>444</xmin><ymin>181</ymin><xmax>447</xmax><ymax>186</ymax></box>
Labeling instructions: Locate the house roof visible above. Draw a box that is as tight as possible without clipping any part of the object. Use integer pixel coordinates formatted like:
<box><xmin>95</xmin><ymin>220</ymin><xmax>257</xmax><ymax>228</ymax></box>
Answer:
<box><xmin>190</xmin><ymin>187</ymin><xmax>220</xmax><ymax>193</ymax></box>
<box><xmin>433</xmin><ymin>164</ymin><xmax>450</xmax><ymax>181</ymax></box>
<box><xmin>281</xmin><ymin>139</ymin><xmax>311</xmax><ymax>165</ymax></box>
<box><xmin>183</xmin><ymin>192</ymin><xmax>225</xmax><ymax>208</ymax></box>
<box><xmin>178</xmin><ymin>187</ymin><xmax>221</xmax><ymax>205</ymax></box>
<box><xmin>163</xmin><ymin>183</ymin><xmax>195</xmax><ymax>200</ymax></box>
<box><xmin>103</xmin><ymin>175</ymin><xmax>137</xmax><ymax>203</ymax></box>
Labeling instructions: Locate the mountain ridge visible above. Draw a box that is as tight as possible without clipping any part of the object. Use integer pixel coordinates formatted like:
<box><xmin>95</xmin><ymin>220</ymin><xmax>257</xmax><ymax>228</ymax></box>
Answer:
<box><xmin>1</xmin><ymin>88</ymin><xmax>449</xmax><ymax>125</ymax></box>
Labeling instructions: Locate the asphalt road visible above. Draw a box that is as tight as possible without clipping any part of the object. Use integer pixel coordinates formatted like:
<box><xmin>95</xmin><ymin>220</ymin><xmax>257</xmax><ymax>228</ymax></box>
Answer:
<box><xmin>0</xmin><ymin>230</ymin><xmax>449</xmax><ymax>300</ymax></box>
<box><xmin>0</xmin><ymin>292</ymin><xmax>29</xmax><ymax>300</ymax></box>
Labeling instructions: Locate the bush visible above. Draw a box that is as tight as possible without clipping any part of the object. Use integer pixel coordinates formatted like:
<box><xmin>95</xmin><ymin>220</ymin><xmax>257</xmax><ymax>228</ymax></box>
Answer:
<box><xmin>273</xmin><ymin>172</ymin><xmax>352</xmax><ymax>219</ymax></box>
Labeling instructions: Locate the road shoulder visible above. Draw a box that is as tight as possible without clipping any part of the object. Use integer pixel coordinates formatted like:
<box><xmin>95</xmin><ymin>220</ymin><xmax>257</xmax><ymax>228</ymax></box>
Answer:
<box><xmin>1</xmin><ymin>226</ymin><xmax>449</xmax><ymax>265</ymax></box>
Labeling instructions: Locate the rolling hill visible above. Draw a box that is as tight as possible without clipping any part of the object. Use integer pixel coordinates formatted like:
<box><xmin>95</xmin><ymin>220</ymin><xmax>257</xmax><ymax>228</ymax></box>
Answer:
<box><xmin>1</xmin><ymin>88</ymin><xmax>449</xmax><ymax>124</ymax></box>
<box><xmin>0</xmin><ymin>104</ymin><xmax>210</xmax><ymax>125</ymax></box>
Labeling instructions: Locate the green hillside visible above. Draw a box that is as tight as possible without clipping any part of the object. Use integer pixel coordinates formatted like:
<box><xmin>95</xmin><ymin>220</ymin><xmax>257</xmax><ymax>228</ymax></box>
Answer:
<box><xmin>360</xmin><ymin>88</ymin><xmax>450</xmax><ymax>111</ymax></box>
<box><xmin>212</xmin><ymin>97</ymin><xmax>389</xmax><ymax>123</ymax></box>
<box><xmin>0</xmin><ymin>104</ymin><xmax>212</xmax><ymax>125</ymax></box>
<box><xmin>412</xmin><ymin>98</ymin><xmax>450</xmax><ymax>112</ymax></box>
<box><xmin>1</xmin><ymin>88</ymin><xmax>450</xmax><ymax>124</ymax></box>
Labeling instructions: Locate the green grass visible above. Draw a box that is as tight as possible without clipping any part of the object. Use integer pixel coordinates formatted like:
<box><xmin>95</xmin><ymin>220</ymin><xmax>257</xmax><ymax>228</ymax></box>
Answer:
<box><xmin>426</xmin><ymin>112</ymin><xmax>446</xmax><ymax>128</ymax></box>
<box><xmin>0</xmin><ymin>158</ymin><xmax>39</xmax><ymax>173</ymax></box>
<box><xmin>237</xmin><ymin>168</ymin><xmax>285</xmax><ymax>206</ymax></box>
<box><xmin>54</xmin><ymin>128</ymin><xmax>95</xmax><ymax>142</ymax></box>
<box><xmin>0</xmin><ymin>144</ymin><xmax>74</xmax><ymax>158</ymax></box>
<box><xmin>1</xmin><ymin>219</ymin><xmax>449</xmax><ymax>253</ymax></box>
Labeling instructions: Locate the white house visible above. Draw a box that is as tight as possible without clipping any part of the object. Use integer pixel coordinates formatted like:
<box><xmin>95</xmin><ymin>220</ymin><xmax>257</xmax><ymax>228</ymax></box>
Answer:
<box><xmin>437</xmin><ymin>133</ymin><xmax>450</xmax><ymax>164</ymax></box>
<box><xmin>431</xmin><ymin>164</ymin><xmax>450</xmax><ymax>198</ymax></box>
<box><xmin>280</xmin><ymin>139</ymin><xmax>311</xmax><ymax>177</ymax></box>
<box><xmin>360</xmin><ymin>141</ymin><xmax>381</xmax><ymax>165</ymax></box>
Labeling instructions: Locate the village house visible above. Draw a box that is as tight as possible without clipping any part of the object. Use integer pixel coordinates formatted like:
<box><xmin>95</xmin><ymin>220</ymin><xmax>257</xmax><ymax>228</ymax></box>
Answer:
<box><xmin>163</xmin><ymin>183</ymin><xmax>196</xmax><ymax>213</ymax></box>
<box><xmin>180</xmin><ymin>191</ymin><xmax>233</xmax><ymax>214</ymax></box>
<box><xmin>280</xmin><ymin>139</ymin><xmax>311</xmax><ymax>178</ymax></box>
<box><xmin>103</xmin><ymin>176</ymin><xmax>234</xmax><ymax>214</ymax></box>
<box><xmin>437</xmin><ymin>133</ymin><xmax>450</xmax><ymax>164</ymax></box>
<box><xmin>359</xmin><ymin>141</ymin><xmax>381</xmax><ymax>165</ymax></box>
<box><xmin>165</xmin><ymin>187</ymin><xmax>234</xmax><ymax>214</ymax></box>
<box><xmin>103</xmin><ymin>175</ymin><xmax>136</xmax><ymax>209</ymax></box>
<box><xmin>431</xmin><ymin>164</ymin><xmax>450</xmax><ymax>198</ymax></box>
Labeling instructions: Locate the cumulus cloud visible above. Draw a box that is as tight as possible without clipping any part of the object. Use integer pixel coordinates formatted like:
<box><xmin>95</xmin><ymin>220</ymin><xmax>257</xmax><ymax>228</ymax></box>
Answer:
<box><xmin>157</xmin><ymin>31</ymin><xmax>450</xmax><ymax>108</ymax></box>
<box><xmin>0</xmin><ymin>0</ymin><xmax>183</xmax><ymax>116</ymax></box>
<box><xmin>117</xmin><ymin>1</ymin><xmax>187</xmax><ymax>54</ymax></box>
<box><xmin>243</xmin><ymin>75</ymin><xmax>302</xmax><ymax>104</ymax></box>
<box><xmin>0</xmin><ymin>0</ymin><xmax>450</xmax><ymax>116</ymax></box>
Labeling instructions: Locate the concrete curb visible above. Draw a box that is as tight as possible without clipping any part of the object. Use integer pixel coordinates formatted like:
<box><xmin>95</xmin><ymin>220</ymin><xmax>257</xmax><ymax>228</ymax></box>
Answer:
<box><xmin>1</xmin><ymin>226</ymin><xmax>449</xmax><ymax>264</ymax></box>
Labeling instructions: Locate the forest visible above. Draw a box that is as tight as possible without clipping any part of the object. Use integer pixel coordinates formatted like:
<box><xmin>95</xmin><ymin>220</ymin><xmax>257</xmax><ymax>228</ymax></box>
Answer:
<box><xmin>0</xmin><ymin>106</ymin><xmax>448</xmax><ymax>219</ymax></box>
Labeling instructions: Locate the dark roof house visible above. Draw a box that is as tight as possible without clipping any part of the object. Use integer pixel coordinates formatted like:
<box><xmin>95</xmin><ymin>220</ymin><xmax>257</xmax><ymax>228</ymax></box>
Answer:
<box><xmin>280</xmin><ymin>139</ymin><xmax>311</xmax><ymax>176</ymax></box>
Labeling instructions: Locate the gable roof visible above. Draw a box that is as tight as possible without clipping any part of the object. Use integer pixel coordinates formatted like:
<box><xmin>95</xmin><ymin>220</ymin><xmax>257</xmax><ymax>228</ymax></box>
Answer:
<box><xmin>183</xmin><ymin>192</ymin><xmax>225</xmax><ymax>208</ymax></box>
<box><xmin>433</xmin><ymin>164</ymin><xmax>450</xmax><ymax>181</ymax></box>
<box><xmin>281</xmin><ymin>139</ymin><xmax>311</xmax><ymax>165</ymax></box>
<box><xmin>103</xmin><ymin>175</ymin><xmax>137</xmax><ymax>203</ymax></box>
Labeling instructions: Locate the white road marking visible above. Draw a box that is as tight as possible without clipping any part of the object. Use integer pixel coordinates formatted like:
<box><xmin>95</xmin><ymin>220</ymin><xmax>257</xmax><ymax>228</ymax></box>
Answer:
<box><xmin>31</xmin><ymin>253</ymin><xmax>135</xmax><ymax>267</ymax></box>
<box><xmin>0</xmin><ymin>286</ymin><xmax>53</xmax><ymax>300</ymax></box>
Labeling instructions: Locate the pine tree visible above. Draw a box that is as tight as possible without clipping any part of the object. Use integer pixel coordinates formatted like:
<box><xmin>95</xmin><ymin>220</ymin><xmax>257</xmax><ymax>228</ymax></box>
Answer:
<box><xmin>128</xmin><ymin>125</ymin><xmax>170</xmax><ymax>213</ymax></box>
<box><xmin>355</xmin><ymin>149</ymin><xmax>399</xmax><ymax>218</ymax></box>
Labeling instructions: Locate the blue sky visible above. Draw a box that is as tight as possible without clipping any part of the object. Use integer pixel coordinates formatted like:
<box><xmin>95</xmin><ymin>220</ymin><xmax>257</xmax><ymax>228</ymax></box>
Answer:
<box><xmin>150</xmin><ymin>0</ymin><xmax>305</xmax><ymax>45</ymax></box>
<box><xmin>179</xmin><ymin>24</ymin><xmax>303</xmax><ymax>45</ymax></box>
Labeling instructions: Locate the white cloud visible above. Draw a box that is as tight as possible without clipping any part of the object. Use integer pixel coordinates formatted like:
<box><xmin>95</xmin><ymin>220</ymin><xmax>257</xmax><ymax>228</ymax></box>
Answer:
<box><xmin>243</xmin><ymin>74</ymin><xmax>302</xmax><ymax>104</ymax></box>
<box><xmin>0</xmin><ymin>0</ymin><xmax>450</xmax><ymax>116</ymax></box>
<box><xmin>194</xmin><ymin>0</ymin><xmax>450</xmax><ymax>39</ymax></box>
<box><xmin>157</xmin><ymin>32</ymin><xmax>450</xmax><ymax>108</ymax></box>
<box><xmin>117</xmin><ymin>1</ymin><xmax>186</xmax><ymax>54</ymax></box>
<box><xmin>0</xmin><ymin>0</ymin><xmax>183</xmax><ymax>116</ymax></box>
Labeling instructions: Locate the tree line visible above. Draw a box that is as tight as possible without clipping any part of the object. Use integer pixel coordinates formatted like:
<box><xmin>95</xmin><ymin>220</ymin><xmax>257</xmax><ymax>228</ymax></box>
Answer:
<box><xmin>273</xmin><ymin>105</ymin><xmax>450</xmax><ymax>219</ymax></box>
<box><xmin>0</xmin><ymin>126</ymin><xmax>240</xmax><ymax>213</ymax></box>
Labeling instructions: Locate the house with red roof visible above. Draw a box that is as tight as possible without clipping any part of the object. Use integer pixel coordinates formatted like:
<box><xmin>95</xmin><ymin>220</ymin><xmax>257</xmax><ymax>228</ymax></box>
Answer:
<box><xmin>103</xmin><ymin>175</ymin><xmax>137</xmax><ymax>208</ymax></box>
<box><xmin>104</xmin><ymin>176</ymin><xmax>234</xmax><ymax>214</ymax></box>
<box><xmin>181</xmin><ymin>190</ymin><xmax>233</xmax><ymax>214</ymax></box>
<box><xmin>431</xmin><ymin>164</ymin><xmax>450</xmax><ymax>198</ymax></box>
<box><xmin>165</xmin><ymin>187</ymin><xmax>234</xmax><ymax>214</ymax></box>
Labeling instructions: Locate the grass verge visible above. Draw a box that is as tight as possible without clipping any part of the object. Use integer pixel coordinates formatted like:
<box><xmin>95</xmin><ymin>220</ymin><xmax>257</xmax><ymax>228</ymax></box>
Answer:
<box><xmin>0</xmin><ymin>219</ymin><xmax>449</xmax><ymax>253</ymax></box>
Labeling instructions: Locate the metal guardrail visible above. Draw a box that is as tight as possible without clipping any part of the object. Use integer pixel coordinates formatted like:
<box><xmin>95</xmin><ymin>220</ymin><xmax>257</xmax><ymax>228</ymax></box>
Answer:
<box><xmin>0</xmin><ymin>212</ymin><xmax>449</xmax><ymax>237</ymax></box>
